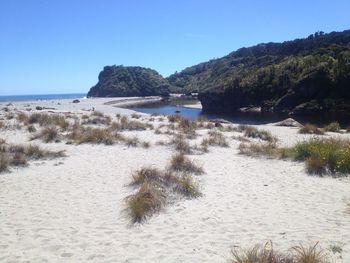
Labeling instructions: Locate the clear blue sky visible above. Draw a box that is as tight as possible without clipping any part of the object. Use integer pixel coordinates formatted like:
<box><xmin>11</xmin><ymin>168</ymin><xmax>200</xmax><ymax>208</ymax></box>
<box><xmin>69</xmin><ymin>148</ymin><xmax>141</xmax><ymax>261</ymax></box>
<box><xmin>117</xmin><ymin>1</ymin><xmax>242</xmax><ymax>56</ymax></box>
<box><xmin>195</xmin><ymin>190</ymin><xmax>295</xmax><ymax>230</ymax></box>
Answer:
<box><xmin>0</xmin><ymin>0</ymin><xmax>349</xmax><ymax>95</ymax></box>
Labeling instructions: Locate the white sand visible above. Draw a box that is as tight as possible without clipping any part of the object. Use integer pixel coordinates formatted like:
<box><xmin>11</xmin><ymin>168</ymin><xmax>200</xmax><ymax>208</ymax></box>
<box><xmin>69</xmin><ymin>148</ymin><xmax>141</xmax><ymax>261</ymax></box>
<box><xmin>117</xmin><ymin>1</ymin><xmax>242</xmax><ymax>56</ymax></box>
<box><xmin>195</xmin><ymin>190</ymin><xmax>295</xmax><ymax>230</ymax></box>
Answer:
<box><xmin>0</xmin><ymin>98</ymin><xmax>349</xmax><ymax>262</ymax></box>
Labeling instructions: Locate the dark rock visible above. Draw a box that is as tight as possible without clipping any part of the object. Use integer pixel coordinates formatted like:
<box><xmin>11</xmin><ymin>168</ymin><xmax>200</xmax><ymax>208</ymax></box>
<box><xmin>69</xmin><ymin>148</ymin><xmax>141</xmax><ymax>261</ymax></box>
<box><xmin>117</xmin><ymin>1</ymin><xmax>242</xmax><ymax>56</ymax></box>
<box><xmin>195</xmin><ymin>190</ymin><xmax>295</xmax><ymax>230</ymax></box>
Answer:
<box><xmin>36</xmin><ymin>106</ymin><xmax>43</xmax><ymax>110</ymax></box>
<box><xmin>72</xmin><ymin>99</ymin><xmax>80</xmax><ymax>103</ymax></box>
<box><xmin>87</xmin><ymin>65</ymin><xmax>171</xmax><ymax>97</ymax></box>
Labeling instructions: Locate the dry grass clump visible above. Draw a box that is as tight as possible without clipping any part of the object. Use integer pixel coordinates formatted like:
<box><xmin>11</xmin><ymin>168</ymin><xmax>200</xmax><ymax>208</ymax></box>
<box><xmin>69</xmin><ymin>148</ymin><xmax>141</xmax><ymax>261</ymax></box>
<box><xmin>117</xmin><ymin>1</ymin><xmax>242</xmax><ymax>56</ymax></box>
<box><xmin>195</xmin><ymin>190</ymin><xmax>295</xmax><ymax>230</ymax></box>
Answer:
<box><xmin>72</xmin><ymin>127</ymin><xmax>116</xmax><ymax>145</ymax></box>
<box><xmin>205</xmin><ymin>130</ymin><xmax>229</xmax><ymax>147</ymax></box>
<box><xmin>0</xmin><ymin>121</ymin><xmax>4</xmax><ymax>129</ymax></box>
<box><xmin>169</xmin><ymin>154</ymin><xmax>204</xmax><ymax>174</ymax></box>
<box><xmin>0</xmin><ymin>153</ymin><xmax>10</xmax><ymax>173</ymax></box>
<box><xmin>25</xmin><ymin>113</ymin><xmax>69</xmax><ymax>130</ymax></box>
<box><xmin>16</xmin><ymin>112</ymin><xmax>29</xmax><ymax>123</ymax></box>
<box><xmin>167</xmin><ymin>114</ymin><xmax>182</xmax><ymax>123</ymax></box>
<box><xmin>323</xmin><ymin>122</ymin><xmax>341</xmax><ymax>133</ymax></box>
<box><xmin>27</xmin><ymin>125</ymin><xmax>36</xmax><ymax>133</ymax></box>
<box><xmin>230</xmin><ymin>242</ymin><xmax>327</xmax><ymax>263</ymax></box>
<box><xmin>242</xmin><ymin>126</ymin><xmax>277</xmax><ymax>142</ymax></box>
<box><xmin>130</xmin><ymin>167</ymin><xmax>164</xmax><ymax>185</ymax></box>
<box><xmin>239</xmin><ymin>142</ymin><xmax>290</xmax><ymax>159</ymax></box>
<box><xmin>5</xmin><ymin>112</ymin><xmax>15</xmax><ymax>120</ymax></box>
<box><xmin>110</xmin><ymin>116</ymin><xmax>152</xmax><ymax>131</ymax></box>
<box><xmin>0</xmin><ymin>140</ymin><xmax>65</xmax><ymax>173</ymax></box>
<box><xmin>31</xmin><ymin>126</ymin><xmax>60</xmax><ymax>143</ymax></box>
<box><xmin>124</xmin><ymin>136</ymin><xmax>140</xmax><ymax>147</ymax></box>
<box><xmin>170</xmin><ymin>134</ymin><xmax>193</xmax><ymax>154</ymax></box>
<box><xmin>178</xmin><ymin>118</ymin><xmax>197</xmax><ymax>138</ymax></box>
<box><xmin>92</xmin><ymin>111</ymin><xmax>104</xmax><ymax>117</ymax></box>
<box><xmin>126</xmin><ymin>166</ymin><xmax>201</xmax><ymax>223</ymax></box>
<box><xmin>126</xmin><ymin>181</ymin><xmax>165</xmax><ymax>223</ymax></box>
<box><xmin>131</xmin><ymin>113</ymin><xmax>141</xmax><ymax>119</ymax></box>
<box><xmin>299</xmin><ymin>124</ymin><xmax>324</xmax><ymax>135</ymax></box>
<box><xmin>175</xmin><ymin>175</ymin><xmax>201</xmax><ymax>198</ymax></box>
<box><xmin>82</xmin><ymin>115</ymin><xmax>111</xmax><ymax>126</ymax></box>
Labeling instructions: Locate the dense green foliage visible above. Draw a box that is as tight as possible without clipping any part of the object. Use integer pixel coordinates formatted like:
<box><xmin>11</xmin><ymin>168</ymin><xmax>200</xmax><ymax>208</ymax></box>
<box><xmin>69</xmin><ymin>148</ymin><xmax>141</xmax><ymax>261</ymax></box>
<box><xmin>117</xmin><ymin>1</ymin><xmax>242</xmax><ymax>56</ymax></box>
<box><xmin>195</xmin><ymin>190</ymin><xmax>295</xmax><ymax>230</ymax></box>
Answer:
<box><xmin>167</xmin><ymin>30</ymin><xmax>350</xmax><ymax>115</ymax></box>
<box><xmin>88</xmin><ymin>65</ymin><xmax>171</xmax><ymax>97</ymax></box>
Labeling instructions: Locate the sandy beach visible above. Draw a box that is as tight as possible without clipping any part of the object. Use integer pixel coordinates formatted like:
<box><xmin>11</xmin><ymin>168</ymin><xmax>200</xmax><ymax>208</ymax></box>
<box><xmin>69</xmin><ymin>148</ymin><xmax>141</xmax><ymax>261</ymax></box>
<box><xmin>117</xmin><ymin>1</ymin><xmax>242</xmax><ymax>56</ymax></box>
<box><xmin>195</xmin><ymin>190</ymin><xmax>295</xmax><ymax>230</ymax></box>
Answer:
<box><xmin>0</xmin><ymin>97</ymin><xmax>349</xmax><ymax>262</ymax></box>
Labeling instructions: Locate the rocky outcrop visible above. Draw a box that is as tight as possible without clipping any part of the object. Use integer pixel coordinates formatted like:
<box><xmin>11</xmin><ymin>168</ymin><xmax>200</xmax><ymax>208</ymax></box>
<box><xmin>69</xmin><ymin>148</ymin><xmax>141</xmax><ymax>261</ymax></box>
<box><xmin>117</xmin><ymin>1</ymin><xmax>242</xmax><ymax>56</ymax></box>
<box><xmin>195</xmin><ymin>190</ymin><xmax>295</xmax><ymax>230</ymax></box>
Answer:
<box><xmin>169</xmin><ymin>30</ymin><xmax>350</xmax><ymax>117</ymax></box>
<box><xmin>88</xmin><ymin>65</ymin><xmax>171</xmax><ymax>97</ymax></box>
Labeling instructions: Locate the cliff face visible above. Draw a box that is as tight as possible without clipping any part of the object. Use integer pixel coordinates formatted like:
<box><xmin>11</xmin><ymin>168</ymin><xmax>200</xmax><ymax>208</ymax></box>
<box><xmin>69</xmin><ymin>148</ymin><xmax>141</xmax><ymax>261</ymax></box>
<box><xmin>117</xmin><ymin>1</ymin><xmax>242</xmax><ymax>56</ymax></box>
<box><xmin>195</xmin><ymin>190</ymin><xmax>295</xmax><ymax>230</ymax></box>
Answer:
<box><xmin>168</xmin><ymin>30</ymin><xmax>350</xmax><ymax>115</ymax></box>
<box><xmin>87</xmin><ymin>65</ymin><xmax>170</xmax><ymax>97</ymax></box>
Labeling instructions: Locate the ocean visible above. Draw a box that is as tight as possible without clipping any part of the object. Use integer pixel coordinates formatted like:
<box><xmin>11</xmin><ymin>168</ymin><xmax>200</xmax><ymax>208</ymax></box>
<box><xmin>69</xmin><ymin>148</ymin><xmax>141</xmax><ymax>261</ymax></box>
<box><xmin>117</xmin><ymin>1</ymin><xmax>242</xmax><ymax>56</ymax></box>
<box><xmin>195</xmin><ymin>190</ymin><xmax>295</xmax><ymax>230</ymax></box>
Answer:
<box><xmin>0</xmin><ymin>93</ymin><xmax>86</xmax><ymax>102</ymax></box>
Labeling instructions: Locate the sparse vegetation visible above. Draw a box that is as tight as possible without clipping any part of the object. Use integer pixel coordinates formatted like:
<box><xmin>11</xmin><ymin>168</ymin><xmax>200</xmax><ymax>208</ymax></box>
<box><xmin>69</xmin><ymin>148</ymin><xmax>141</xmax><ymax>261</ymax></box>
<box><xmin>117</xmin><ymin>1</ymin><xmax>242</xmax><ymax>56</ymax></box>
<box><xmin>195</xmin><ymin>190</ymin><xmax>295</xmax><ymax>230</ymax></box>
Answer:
<box><xmin>32</xmin><ymin>126</ymin><xmax>60</xmax><ymax>143</ymax></box>
<box><xmin>230</xmin><ymin>242</ymin><xmax>328</xmax><ymax>263</ymax></box>
<box><xmin>299</xmin><ymin>124</ymin><xmax>324</xmax><ymax>135</ymax></box>
<box><xmin>0</xmin><ymin>140</ymin><xmax>65</xmax><ymax>173</ymax></box>
<box><xmin>126</xmin><ymin>181</ymin><xmax>165</xmax><ymax>223</ymax></box>
<box><xmin>241</xmin><ymin>126</ymin><xmax>277</xmax><ymax>142</ymax></box>
<box><xmin>126</xmin><ymin>165</ymin><xmax>201</xmax><ymax>223</ymax></box>
<box><xmin>205</xmin><ymin>130</ymin><xmax>229</xmax><ymax>147</ymax></box>
<box><xmin>239</xmin><ymin>138</ymin><xmax>350</xmax><ymax>176</ymax></box>
<box><xmin>169</xmin><ymin>154</ymin><xmax>203</xmax><ymax>174</ymax></box>
<box><xmin>323</xmin><ymin>122</ymin><xmax>341</xmax><ymax>133</ymax></box>
<box><xmin>170</xmin><ymin>134</ymin><xmax>192</xmax><ymax>154</ymax></box>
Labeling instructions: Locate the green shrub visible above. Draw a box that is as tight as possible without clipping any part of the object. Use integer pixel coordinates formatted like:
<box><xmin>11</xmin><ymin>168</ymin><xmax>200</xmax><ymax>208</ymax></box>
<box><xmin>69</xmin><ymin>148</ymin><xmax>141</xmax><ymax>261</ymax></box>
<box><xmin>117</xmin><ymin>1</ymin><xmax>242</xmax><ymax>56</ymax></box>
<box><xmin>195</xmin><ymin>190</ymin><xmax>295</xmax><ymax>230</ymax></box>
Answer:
<box><xmin>293</xmin><ymin>139</ymin><xmax>350</xmax><ymax>174</ymax></box>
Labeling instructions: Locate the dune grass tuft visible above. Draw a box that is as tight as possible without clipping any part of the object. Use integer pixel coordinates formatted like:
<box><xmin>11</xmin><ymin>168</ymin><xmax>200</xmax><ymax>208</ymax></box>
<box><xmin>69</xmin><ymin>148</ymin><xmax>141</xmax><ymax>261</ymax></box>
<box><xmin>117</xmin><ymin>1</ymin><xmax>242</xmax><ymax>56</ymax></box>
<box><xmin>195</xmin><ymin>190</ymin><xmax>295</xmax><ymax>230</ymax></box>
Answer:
<box><xmin>299</xmin><ymin>124</ymin><xmax>324</xmax><ymax>135</ymax></box>
<box><xmin>126</xmin><ymin>164</ymin><xmax>203</xmax><ymax>223</ymax></box>
<box><xmin>230</xmin><ymin>242</ymin><xmax>327</xmax><ymax>263</ymax></box>
<box><xmin>205</xmin><ymin>130</ymin><xmax>229</xmax><ymax>147</ymax></box>
<box><xmin>323</xmin><ymin>122</ymin><xmax>341</xmax><ymax>133</ymax></box>
<box><xmin>126</xmin><ymin>181</ymin><xmax>165</xmax><ymax>223</ymax></box>
<box><xmin>0</xmin><ymin>140</ymin><xmax>65</xmax><ymax>173</ymax></box>
<box><xmin>171</xmin><ymin>134</ymin><xmax>193</xmax><ymax>154</ymax></box>
<box><xmin>32</xmin><ymin>126</ymin><xmax>60</xmax><ymax>143</ymax></box>
<box><xmin>169</xmin><ymin>154</ymin><xmax>204</xmax><ymax>174</ymax></box>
